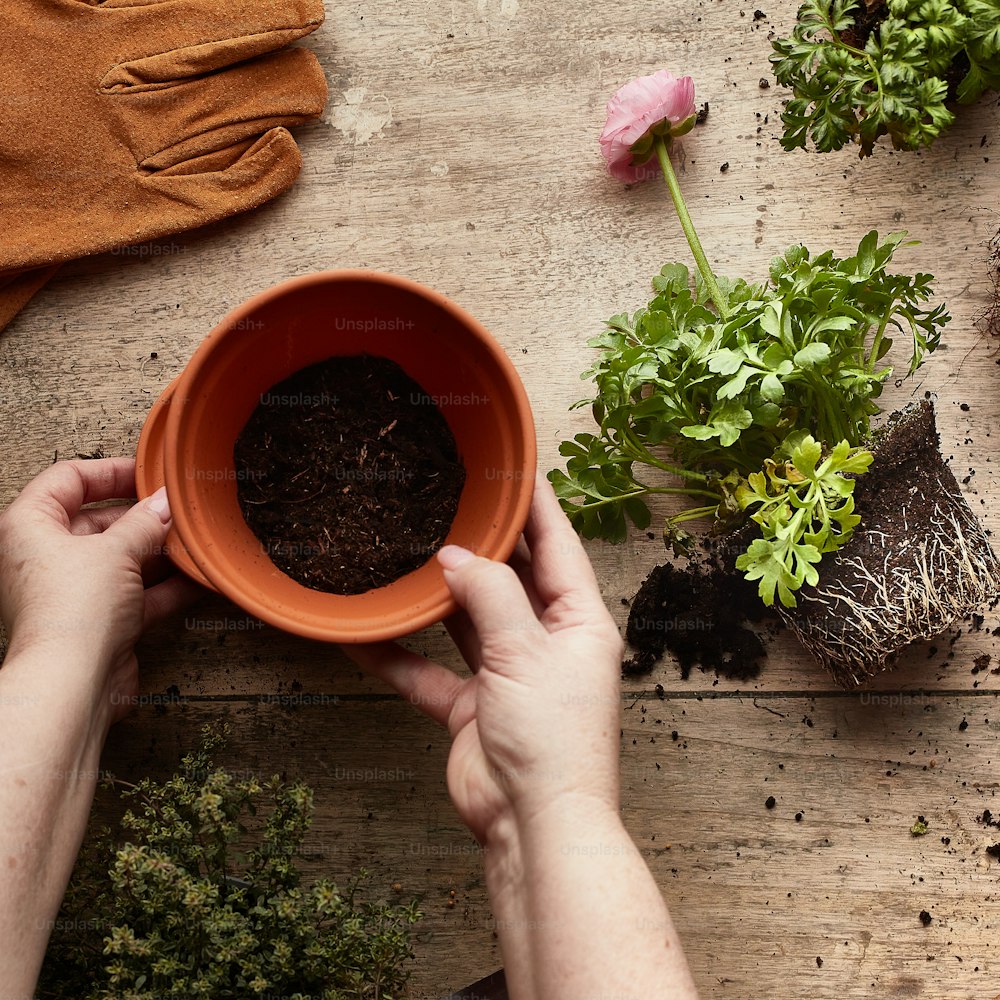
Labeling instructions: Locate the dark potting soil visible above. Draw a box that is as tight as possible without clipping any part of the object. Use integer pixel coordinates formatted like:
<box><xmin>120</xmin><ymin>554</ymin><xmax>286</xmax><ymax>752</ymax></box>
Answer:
<box><xmin>623</xmin><ymin>530</ymin><xmax>774</xmax><ymax>681</ymax></box>
<box><xmin>839</xmin><ymin>0</ymin><xmax>887</xmax><ymax>49</ymax></box>
<box><xmin>234</xmin><ymin>355</ymin><xmax>465</xmax><ymax>595</ymax></box>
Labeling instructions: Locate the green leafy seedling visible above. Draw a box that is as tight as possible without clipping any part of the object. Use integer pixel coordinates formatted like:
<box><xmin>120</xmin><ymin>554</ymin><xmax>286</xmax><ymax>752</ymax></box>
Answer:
<box><xmin>771</xmin><ymin>0</ymin><xmax>1000</xmax><ymax>156</ymax></box>
<box><xmin>550</xmin><ymin>230</ymin><xmax>948</xmax><ymax>605</ymax></box>
<box><xmin>734</xmin><ymin>436</ymin><xmax>873</xmax><ymax>607</ymax></box>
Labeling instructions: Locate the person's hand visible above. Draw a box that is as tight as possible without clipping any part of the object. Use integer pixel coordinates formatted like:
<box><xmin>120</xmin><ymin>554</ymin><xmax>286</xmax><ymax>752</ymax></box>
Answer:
<box><xmin>344</xmin><ymin>475</ymin><xmax>624</xmax><ymax>846</ymax></box>
<box><xmin>0</xmin><ymin>457</ymin><xmax>200</xmax><ymax>726</ymax></box>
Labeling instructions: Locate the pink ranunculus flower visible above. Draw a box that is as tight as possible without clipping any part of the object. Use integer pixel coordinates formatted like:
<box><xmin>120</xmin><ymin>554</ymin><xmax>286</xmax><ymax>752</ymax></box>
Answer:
<box><xmin>599</xmin><ymin>71</ymin><xmax>697</xmax><ymax>183</ymax></box>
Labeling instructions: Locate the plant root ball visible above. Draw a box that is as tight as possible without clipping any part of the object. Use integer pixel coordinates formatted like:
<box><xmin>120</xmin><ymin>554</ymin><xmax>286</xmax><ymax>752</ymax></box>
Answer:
<box><xmin>779</xmin><ymin>400</ymin><xmax>1000</xmax><ymax>688</ymax></box>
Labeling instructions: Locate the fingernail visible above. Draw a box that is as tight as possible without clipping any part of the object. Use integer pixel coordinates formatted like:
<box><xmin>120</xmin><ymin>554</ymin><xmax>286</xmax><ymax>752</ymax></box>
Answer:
<box><xmin>145</xmin><ymin>487</ymin><xmax>171</xmax><ymax>524</ymax></box>
<box><xmin>437</xmin><ymin>544</ymin><xmax>475</xmax><ymax>570</ymax></box>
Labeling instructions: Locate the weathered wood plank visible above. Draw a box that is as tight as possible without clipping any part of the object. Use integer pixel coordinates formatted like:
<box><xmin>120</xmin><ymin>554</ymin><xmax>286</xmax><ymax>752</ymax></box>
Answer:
<box><xmin>1</xmin><ymin>1</ymin><xmax>999</xmax><ymax>995</ymax></box>
<box><xmin>99</xmin><ymin>695</ymin><xmax>1000</xmax><ymax>998</ymax></box>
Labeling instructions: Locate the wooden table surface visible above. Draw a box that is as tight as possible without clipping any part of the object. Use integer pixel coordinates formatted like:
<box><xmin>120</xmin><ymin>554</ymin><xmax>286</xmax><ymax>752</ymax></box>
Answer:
<box><xmin>2</xmin><ymin>2</ymin><xmax>1000</xmax><ymax>996</ymax></box>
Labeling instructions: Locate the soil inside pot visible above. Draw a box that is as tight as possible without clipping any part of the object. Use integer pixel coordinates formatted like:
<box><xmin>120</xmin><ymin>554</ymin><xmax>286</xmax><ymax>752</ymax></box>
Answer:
<box><xmin>780</xmin><ymin>399</ymin><xmax>1000</xmax><ymax>687</ymax></box>
<box><xmin>623</xmin><ymin>532</ymin><xmax>774</xmax><ymax>681</ymax></box>
<box><xmin>234</xmin><ymin>355</ymin><xmax>466</xmax><ymax>595</ymax></box>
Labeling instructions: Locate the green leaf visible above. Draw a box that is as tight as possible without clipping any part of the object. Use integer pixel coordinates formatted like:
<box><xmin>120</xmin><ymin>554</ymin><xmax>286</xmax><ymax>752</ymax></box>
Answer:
<box><xmin>793</xmin><ymin>342</ymin><xmax>833</xmax><ymax>367</ymax></box>
<box><xmin>790</xmin><ymin>436</ymin><xmax>823</xmax><ymax>477</ymax></box>
<box><xmin>771</xmin><ymin>0</ymin><xmax>989</xmax><ymax>154</ymax></box>
<box><xmin>652</xmin><ymin>262</ymin><xmax>691</xmax><ymax>295</ymax></box>
<box><xmin>708</xmin><ymin>347</ymin><xmax>745</xmax><ymax>375</ymax></box>
<box><xmin>717</xmin><ymin>365</ymin><xmax>759</xmax><ymax>400</ymax></box>
<box><xmin>759</xmin><ymin>372</ymin><xmax>786</xmax><ymax>402</ymax></box>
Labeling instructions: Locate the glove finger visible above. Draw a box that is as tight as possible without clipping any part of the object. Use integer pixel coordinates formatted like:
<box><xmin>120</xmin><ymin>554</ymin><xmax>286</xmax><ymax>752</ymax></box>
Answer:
<box><xmin>119</xmin><ymin>47</ymin><xmax>326</xmax><ymax>171</ymax></box>
<box><xmin>97</xmin><ymin>0</ymin><xmax>324</xmax><ymax>91</ymax></box>
<box><xmin>143</xmin><ymin>126</ymin><xmax>304</xmax><ymax>225</ymax></box>
<box><xmin>0</xmin><ymin>265</ymin><xmax>60</xmax><ymax>333</ymax></box>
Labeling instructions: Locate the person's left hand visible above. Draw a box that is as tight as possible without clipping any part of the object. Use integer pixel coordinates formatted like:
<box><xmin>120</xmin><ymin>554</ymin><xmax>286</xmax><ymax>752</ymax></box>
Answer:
<box><xmin>0</xmin><ymin>457</ymin><xmax>201</xmax><ymax>725</ymax></box>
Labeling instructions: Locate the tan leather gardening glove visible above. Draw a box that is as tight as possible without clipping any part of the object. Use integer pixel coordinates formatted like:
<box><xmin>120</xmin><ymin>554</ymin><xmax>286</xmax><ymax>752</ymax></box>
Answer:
<box><xmin>0</xmin><ymin>0</ymin><xmax>328</xmax><ymax>332</ymax></box>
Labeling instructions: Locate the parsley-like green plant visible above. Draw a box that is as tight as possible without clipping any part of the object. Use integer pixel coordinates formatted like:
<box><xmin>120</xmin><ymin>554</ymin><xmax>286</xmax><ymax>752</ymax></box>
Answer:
<box><xmin>37</xmin><ymin>725</ymin><xmax>421</xmax><ymax>1000</ymax></box>
<box><xmin>553</xmin><ymin>72</ymin><xmax>950</xmax><ymax>606</ymax></box>
<box><xmin>735</xmin><ymin>436</ymin><xmax>873</xmax><ymax>606</ymax></box>
<box><xmin>771</xmin><ymin>0</ymin><xmax>1000</xmax><ymax>155</ymax></box>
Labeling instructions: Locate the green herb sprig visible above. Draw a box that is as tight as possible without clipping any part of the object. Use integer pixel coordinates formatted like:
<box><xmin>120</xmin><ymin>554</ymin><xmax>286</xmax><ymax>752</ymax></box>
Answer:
<box><xmin>38</xmin><ymin>725</ymin><xmax>421</xmax><ymax>1000</ymax></box>
<box><xmin>550</xmin><ymin>230</ymin><xmax>948</xmax><ymax>605</ymax></box>
<box><xmin>735</xmin><ymin>436</ymin><xmax>873</xmax><ymax>606</ymax></box>
<box><xmin>771</xmin><ymin>0</ymin><xmax>1000</xmax><ymax>155</ymax></box>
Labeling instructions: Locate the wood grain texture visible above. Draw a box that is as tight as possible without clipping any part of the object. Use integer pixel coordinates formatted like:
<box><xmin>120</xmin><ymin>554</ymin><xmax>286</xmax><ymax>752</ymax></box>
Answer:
<box><xmin>2</xmin><ymin>0</ymin><xmax>1000</xmax><ymax>995</ymax></box>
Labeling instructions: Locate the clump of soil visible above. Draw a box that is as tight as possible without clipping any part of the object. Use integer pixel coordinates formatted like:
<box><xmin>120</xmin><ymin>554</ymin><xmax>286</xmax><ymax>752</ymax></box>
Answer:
<box><xmin>978</xmin><ymin>809</ymin><xmax>1000</xmax><ymax>829</ymax></box>
<box><xmin>623</xmin><ymin>532</ymin><xmax>774</xmax><ymax>680</ymax></box>
<box><xmin>779</xmin><ymin>400</ymin><xmax>1000</xmax><ymax>688</ymax></box>
<box><xmin>839</xmin><ymin>0</ymin><xmax>887</xmax><ymax>49</ymax></box>
<box><xmin>234</xmin><ymin>355</ymin><xmax>465</xmax><ymax>595</ymax></box>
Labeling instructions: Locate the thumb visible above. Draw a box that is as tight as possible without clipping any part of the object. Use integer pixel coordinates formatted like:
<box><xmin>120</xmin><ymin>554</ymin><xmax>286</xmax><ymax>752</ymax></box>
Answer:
<box><xmin>437</xmin><ymin>546</ymin><xmax>544</xmax><ymax>659</ymax></box>
<box><xmin>105</xmin><ymin>487</ymin><xmax>173</xmax><ymax>567</ymax></box>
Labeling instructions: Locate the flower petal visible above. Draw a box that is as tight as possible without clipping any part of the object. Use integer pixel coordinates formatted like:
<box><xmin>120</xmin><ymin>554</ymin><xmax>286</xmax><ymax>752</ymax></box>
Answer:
<box><xmin>599</xmin><ymin>70</ymin><xmax>697</xmax><ymax>183</ymax></box>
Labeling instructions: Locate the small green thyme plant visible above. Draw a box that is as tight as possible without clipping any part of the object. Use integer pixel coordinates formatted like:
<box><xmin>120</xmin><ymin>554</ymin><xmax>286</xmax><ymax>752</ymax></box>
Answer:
<box><xmin>37</xmin><ymin>725</ymin><xmax>421</xmax><ymax>1000</ymax></box>
<box><xmin>556</xmin><ymin>76</ymin><xmax>951</xmax><ymax>607</ymax></box>
<box><xmin>771</xmin><ymin>0</ymin><xmax>1000</xmax><ymax>155</ymax></box>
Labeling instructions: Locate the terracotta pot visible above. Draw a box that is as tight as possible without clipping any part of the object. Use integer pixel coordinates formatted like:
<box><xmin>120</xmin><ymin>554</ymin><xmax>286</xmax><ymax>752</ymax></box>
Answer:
<box><xmin>135</xmin><ymin>375</ymin><xmax>213</xmax><ymax>589</ymax></box>
<box><xmin>136</xmin><ymin>270</ymin><xmax>536</xmax><ymax>642</ymax></box>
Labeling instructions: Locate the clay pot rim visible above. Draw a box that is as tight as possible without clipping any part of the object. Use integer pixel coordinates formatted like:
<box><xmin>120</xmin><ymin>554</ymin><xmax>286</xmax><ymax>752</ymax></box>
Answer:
<box><xmin>135</xmin><ymin>375</ymin><xmax>215</xmax><ymax>589</ymax></box>
<box><xmin>161</xmin><ymin>268</ymin><xmax>537</xmax><ymax>643</ymax></box>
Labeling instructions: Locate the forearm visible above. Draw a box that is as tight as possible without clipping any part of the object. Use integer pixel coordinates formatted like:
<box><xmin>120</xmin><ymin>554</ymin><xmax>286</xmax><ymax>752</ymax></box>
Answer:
<box><xmin>485</xmin><ymin>796</ymin><xmax>699</xmax><ymax>1000</ymax></box>
<box><xmin>0</xmin><ymin>643</ymin><xmax>111</xmax><ymax>998</ymax></box>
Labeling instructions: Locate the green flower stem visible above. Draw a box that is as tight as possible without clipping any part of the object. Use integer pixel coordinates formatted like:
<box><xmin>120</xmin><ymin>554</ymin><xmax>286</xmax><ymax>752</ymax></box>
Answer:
<box><xmin>654</xmin><ymin>136</ymin><xmax>729</xmax><ymax>320</ymax></box>
<box><xmin>645</xmin><ymin>485</ymin><xmax>722</xmax><ymax>501</ymax></box>
<box><xmin>668</xmin><ymin>505</ymin><xmax>721</xmax><ymax>523</ymax></box>
<box><xmin>575</xmin><ymin>485</ymin><xmax>720</xmax><ymax>512</ymax></box>
<box><xmin>622</xmin><ymin>431</ymin><xmax>710</xmax><ymax>483</ymax></box>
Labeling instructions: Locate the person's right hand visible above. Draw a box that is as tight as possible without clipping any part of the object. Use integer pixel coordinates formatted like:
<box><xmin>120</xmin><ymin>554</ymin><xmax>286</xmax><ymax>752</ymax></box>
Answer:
<box><xmin>343</xmin><ymin>475</ymin><xmax>625</xmax><ymax>846</ymax></box>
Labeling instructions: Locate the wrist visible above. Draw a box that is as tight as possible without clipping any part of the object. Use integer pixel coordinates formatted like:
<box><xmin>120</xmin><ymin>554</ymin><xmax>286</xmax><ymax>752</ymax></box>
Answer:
<box><xmin>482</xmin><ymin>791</ymin><xmax>626</xmax><ymax>894</ymax></box>
<box><xmin>1</xmin><ymin>638</ymin><xmax>115</xmax><ymax>743</ymax></box>
<box><xmin>5</xmin><ymin>606</ymin><xmax>108</xmax><ymax>658</ymax></box>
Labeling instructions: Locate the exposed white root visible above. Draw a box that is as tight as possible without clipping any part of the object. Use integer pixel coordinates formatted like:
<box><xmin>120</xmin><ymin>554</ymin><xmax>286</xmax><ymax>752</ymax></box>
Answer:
<box><xmin>781</xmin><ymin>478</ymin><xmax>1000</xmax><ymax>688</ymax></box>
